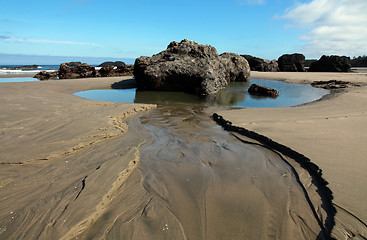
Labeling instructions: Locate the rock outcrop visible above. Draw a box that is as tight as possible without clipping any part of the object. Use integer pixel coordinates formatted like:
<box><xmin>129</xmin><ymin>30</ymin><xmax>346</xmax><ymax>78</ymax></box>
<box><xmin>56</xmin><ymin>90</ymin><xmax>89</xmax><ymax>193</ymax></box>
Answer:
<box><xmin>58</xmin><ymin>62</ymin><xmax>96</xmax><ymax>79</ymax></box>
<box><xmin>311</xmin><ymin>80</ymin><xmax>358</xmax><ymax>89</ymax></box>
<box><xmin>134</xmin><ymin>39</ymin><xmax>250</xmax><ymax>95</ymax></box>
<box><xmin>98</xmin><ymin>61</ymin><xmax>126</xmax><ymax>68</ymax></box>
<box><xmin>9</xmin><ymin>65</ymin><xmax>40</xmax><ymax>70</ymax></box>
<box><xmin>98</xmin><ymin>65</ymin><xmax>115</xmax><ymax>77</ymax></box>
<box><xmin>34</xmin><ymin>71</ymin><xmax>58</xmax><ymax>80</ymax></box>
<box><xmin>278</xmin><ymin>54</ymin><xmax>305</xmax><ymax>72</ymax></box>
<box><xmin>98</xmin><ymin>63</ymin><xmax>134</xmax><ymax>77</ymax></box>
<box><xmin>308</xmin><ymin>55</ymin><xmax>351</xmax><ymax>72</ymax></box>
<box><xmin>242</xmin><ymin>55</ymin><xmax>278</xmax><ymax>72</ymax></box>
<box><xmin>248</xmin><ymin>84</ymin><xmax>279</xmax><ymax>98</ymax></box>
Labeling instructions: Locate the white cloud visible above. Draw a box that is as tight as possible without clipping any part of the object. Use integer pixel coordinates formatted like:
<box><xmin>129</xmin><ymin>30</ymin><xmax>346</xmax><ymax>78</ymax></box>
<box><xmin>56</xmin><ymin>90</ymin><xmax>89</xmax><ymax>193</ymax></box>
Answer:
<box><xmin>0</xmin><ymin>35</ymin><xmax>101</xmax><ymax>46</ymax></box>
<box><xmin>279</xmin><ymin>0</ymin><xmax>367</xmax><ymax>57</ymax></box>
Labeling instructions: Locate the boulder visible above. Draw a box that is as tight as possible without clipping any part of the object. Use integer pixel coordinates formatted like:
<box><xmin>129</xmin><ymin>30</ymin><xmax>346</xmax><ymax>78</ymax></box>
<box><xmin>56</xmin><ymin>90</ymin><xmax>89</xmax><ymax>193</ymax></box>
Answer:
<box><xmin>67</xmin><ymin>62</ymin><xmax>83</xmax><ymax>68</ymax></box>
<box><xmin>308</xmin><ymin>55</ymin><xmax>351</xmax><ymax>72</ymax></box>
<box><xmin>242</xmin><ymin>55</ymin><xmax>278</xmax><ymax>72</ymax></box>
<box><xmin>98</xmin><ymin>61</ymin><xmax>126</xmax><ymax>68</ymax></box>
<box><xmin>97</xmin><ymin>64</ymin><xmax>134</xmax><ymax>77</ymax></box>
<box><xmin>278</xmin><ymin>54</ymin><xmax>305</xmax><ymax>72</ymax></box>
<box><xmin>134</xmin><ymin>39</ymin><xmax>250</xmax><ymax>95</ymax></box>
<box><xmin>99</xmin><ymin>65</ymin><xmax>115</xmax><ymax>77</ymax></box>
<box><xmin>58</xmin><ymin>62</ymin><xmax>96</xmax><ymax>79</ymax></box>
<box><xmin>248</xmin><ymin>84</ymin><xmax>279</xmax><ymax>98</ymax></box>
<box><xmin>34</xmin><ymin>71</ymin><xmax>58</xmax><ymax>80</ymax></box>
<box><xmin>115</xmin><ymin>64</ymin><xmax>134</xmax><ymax>75</ymax></box>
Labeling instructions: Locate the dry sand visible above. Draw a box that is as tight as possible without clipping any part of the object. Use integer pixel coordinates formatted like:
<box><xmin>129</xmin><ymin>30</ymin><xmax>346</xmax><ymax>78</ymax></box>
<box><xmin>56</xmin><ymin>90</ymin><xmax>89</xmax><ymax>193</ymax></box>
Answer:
<box><xmin>218</xmin><ymin>71</ymin><xmax>367</xmax><ymax>226</ymax></box>
<box><xmin>0</xmin><ymin>72</ymin><xmax>366</xmax><ymax>239</ymax></box>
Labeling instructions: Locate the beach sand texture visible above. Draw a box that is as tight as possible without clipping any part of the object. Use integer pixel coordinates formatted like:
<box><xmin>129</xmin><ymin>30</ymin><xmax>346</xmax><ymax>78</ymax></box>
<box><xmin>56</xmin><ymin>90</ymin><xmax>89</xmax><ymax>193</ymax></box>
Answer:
<box><xmin>219</xmin><ymin>71</ymin><xmax>367</xmax><ymax>228</ymax></box>
<box><xmin>0</xmin><ymin>72</ymin><xmax>366</xmax><ymax>239</ymax></box>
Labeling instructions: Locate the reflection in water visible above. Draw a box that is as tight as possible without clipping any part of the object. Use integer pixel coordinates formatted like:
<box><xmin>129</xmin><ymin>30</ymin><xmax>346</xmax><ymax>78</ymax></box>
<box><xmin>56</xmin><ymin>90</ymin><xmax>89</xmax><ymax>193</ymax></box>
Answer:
<box><xmin>135</xmin><ymin>91</ymin><xmax>205</xmax><ymax>105</ymax></box>
<box><xmin>74</xmin><ymin>79</ymin><xmax>329</xmax><ymax>108</ymax></box>
<box><xmin>204</xmin><ymin>82</ymin><xmax>248</xmax><ymax>106</ymax></box>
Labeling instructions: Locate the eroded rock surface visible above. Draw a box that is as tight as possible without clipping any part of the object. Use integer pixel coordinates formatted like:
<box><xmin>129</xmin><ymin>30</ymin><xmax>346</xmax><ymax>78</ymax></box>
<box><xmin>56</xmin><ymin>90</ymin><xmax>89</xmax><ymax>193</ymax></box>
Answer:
<box><xmin>278</xmin><ymin>54</ymin><xmax>305</xmax><ymax>72</ymax></box>
<box><xmin>248</xmin><ymin>84</ymin><xmax>279</xmax><ymax>98</ymax></box>
<box><xmin>134</xmin><ymin>39</ymin><xmax>250</xmax><ymax>95</ymax></box>
<box><xmin>309</xmin><ymin>55</ymin><xmax>351</xmax><ymax>72</ymax></box>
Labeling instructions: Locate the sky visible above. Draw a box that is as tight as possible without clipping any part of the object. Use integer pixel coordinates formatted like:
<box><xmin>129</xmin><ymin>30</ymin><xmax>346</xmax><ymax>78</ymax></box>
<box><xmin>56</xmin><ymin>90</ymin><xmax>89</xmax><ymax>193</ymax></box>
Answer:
<box><xmin>0</xmin><ymin>0</ymin><xmax>366</xmax><ymax>64</ymax></box>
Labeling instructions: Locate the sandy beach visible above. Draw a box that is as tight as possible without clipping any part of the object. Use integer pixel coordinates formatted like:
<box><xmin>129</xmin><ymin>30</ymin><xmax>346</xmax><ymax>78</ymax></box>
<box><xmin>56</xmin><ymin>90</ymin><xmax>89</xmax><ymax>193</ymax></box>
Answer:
<box><xmin>0</xmin><ymin>71</ymin><xmax>366</xmax><ymax>239</ymax></box>
<box><xmin>219</xmin><ymin>71</ymin><xmax>367</xmax><ymax>225</ymax></box>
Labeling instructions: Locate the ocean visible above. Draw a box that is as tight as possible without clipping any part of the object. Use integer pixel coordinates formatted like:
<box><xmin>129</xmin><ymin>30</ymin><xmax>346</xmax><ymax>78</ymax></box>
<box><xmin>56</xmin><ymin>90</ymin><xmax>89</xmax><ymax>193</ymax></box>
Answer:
<box><xmin>0</xmin><ymin>65</ymin><xmax>60</xmax><ymax>75</ymax></box>
<box><xmin>0</xmin><ymin>64</ymin><xmax>107</xmax><ymax>75</ymax></box>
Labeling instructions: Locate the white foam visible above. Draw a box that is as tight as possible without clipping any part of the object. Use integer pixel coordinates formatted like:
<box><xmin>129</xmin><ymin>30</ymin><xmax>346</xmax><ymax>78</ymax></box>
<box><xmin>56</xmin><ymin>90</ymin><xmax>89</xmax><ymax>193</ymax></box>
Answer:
<box><xmin>0</xmin><ymin>69</ymin><xmax>54</xmax><ymax>74</ymax></box>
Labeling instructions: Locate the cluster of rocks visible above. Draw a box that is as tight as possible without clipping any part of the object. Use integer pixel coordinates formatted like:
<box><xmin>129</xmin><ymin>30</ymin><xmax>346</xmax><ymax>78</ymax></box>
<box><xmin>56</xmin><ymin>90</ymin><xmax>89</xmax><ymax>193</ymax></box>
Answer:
<box><xmin>33</xmin><ymin>39</ymin><xmax>355</xmax><ymax>99</ymax></box>
<box><xmin>241</xmin><ymin>55</ymin><xmax>278</xmax><ymax>72</ymax></box>
<box><xmin>308</xmin><ymin>55</ymin><xmax>351</xmax><ymax>72</ymax></box>
<box><xmin>243</xmin><ymin>54</ymin><xmax>351</xmax><ymax>73</ymax></box>
<box><xmin>241</xmin><ymin>53</ymin><xmax>305</xmax><ymax>72</ymax></box>
<box><xmin>311</xmin><ymin>80</ymin><xmax>358</xmax><ymax>90</ymax></box>
<box><xmin>34</xmin><ymin>61</ymin><xmax>134</xmax><ymax>80</ymax></box>
<box><xmin>134</xmin><ymin>39</ymin><xmax>250</xmax><ymax>95</ymax></box>
<box><xmin>58</xmin><ymin>62</ymin><xmax>97</xmax><ymax>79</ymax></box>
<box><xmin>8</xmin><ymin>64</ymin><xmax>40</xmax><ymax>70</ymax></box>
<box><xmin>99</xmin><ymin>63</ymin><xmax>134</xmax><ymax>77</ymax></box>
<box><xmin>34</xmin><ymin>71</ymin><xmax>58</xmax><ymax>80</ymax></box>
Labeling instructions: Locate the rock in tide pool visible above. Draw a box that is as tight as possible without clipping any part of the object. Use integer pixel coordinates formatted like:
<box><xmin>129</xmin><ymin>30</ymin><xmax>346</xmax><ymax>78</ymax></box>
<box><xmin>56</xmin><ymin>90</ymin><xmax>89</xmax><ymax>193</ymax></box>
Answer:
<box><xmin>134</xmin><ymin>39</ymin><xmax>251</xmax><ymax>95</ymax></box>
<box><xmin>248</xmin><ymin>84</ymin><xmax>279</xmax><ymax>98</ymax></box>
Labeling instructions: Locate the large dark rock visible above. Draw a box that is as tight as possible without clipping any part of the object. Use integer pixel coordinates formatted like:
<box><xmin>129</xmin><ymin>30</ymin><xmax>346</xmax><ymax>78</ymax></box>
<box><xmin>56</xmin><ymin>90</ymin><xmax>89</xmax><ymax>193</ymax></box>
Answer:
<box><xmin>98</xmin><ymin>65</ymin><xmax>115</xmax><ymax>77</ymax></box>
<box><xmin>248</xmin><ymin>84</ymin><xmax>279</xmax><ymax>98</ymax></box>
<box><xmin>134</xmin><ymin>39</ymin><xmax>250</xmax><ymax>95</ymax></box>
<box><xmin>58</xmin><ymin>62</ymin><xmax>96</xmax><ymax>79</ymax></box>
<box><xmin>98</xmin><ymin>61</ymin><xmax>126</xmax><ymax>68</ymax></box>
<box><xmin>242</xmin><ymin>55</ymin><xmax>278</xmax><ymax>72</ymax></box>
<box><xmin>97</xmin><ymin>64</ymin><xmax>134</xmax><ymax>77</ymax></box>
<box><xmin>278</xmin><ymin>54</ymin><xmax>305</xmax><ymax>72</ymax></box>
<box><xmin>34</xmin><ymin>71</ymin><xmax>58</xmax><ymax>80</ymax></box>
<box><xmin>308</xmin><ymin>55</ymin><xmax>351</xmax><ymax>72</ymax></box>
<box><xmin>115</xmin><ymin>64</ymin><xmax>134</xmax><ymax>76</ymax></box>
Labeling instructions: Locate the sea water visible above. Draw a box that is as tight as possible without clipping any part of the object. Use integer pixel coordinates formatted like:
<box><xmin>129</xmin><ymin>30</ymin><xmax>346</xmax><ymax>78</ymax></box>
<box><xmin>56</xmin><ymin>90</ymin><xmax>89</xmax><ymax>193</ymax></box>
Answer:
<box><xmin>0</xmin><ymin>65</ymin><xmax>59</xmax><ymax>75</ymax></box>
<box><xmin>74</xmin><ymin>79</ymin><xmax>330</xmax><ymax>108</ymax></box>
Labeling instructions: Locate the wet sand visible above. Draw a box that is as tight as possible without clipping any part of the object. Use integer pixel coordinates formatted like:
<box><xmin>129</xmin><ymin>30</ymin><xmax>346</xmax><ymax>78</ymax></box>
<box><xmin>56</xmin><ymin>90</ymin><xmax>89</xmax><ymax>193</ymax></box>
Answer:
<box><xmin>0</xmin><ymin>72</ymin><xmax>366</xmax><ymax>239</ymax></box>
<box><xmin>218</xmin><ymin>71</ymin><xmax>367</xmax><ymax>231</ymax></box>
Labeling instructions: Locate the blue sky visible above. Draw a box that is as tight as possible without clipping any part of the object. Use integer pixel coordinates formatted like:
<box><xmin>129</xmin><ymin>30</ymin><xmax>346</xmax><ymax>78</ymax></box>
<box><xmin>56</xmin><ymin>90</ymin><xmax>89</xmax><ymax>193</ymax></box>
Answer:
<box><xmin>1</xmin><ymin>0</ymin><xmax>366</xmax><ymax>64</ymax></box>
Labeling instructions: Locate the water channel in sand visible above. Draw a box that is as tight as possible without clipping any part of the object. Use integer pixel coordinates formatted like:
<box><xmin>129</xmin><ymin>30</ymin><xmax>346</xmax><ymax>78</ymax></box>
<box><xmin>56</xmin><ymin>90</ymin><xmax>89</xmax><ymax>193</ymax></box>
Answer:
<box><xmin>53</xmin><ymin>105</ymin><xmax>331</xmax><ymax>239</ymax></box>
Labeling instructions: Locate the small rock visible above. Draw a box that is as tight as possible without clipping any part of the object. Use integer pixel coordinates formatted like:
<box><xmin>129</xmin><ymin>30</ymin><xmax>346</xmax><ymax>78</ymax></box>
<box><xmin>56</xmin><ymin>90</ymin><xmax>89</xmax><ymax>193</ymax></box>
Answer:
<box><xmin>248</xmin><ymin>84</ymin><xmax>279</xmax><ymax>98</ymax></box>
